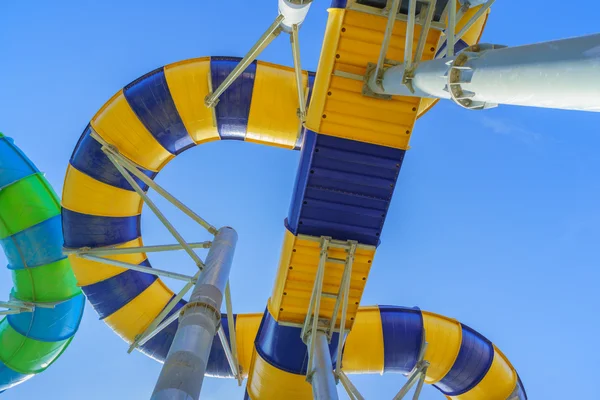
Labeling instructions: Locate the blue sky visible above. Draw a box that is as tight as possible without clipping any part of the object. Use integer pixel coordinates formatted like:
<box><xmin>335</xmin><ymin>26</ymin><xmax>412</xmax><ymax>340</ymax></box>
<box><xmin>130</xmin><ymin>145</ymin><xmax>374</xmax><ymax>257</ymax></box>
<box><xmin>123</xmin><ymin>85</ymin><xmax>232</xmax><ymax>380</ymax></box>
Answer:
<box><xmin>1</xmin><ymin>0</ymin><xmax>599</xmax><ymax>399</ymax></box>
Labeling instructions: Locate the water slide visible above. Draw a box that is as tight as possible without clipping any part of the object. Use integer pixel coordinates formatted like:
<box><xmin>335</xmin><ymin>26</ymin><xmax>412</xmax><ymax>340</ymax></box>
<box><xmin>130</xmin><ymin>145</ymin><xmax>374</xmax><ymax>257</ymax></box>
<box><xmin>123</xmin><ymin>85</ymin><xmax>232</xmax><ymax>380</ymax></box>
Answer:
<box><xmin>0</xmin><ymin>134</ymin><xmax>84</xmax><ymax>392</ymax></box>
<box><xmin>60</xmin><ymin>1</ymin><xmax>526</xmax><ymax>399</ymax></box>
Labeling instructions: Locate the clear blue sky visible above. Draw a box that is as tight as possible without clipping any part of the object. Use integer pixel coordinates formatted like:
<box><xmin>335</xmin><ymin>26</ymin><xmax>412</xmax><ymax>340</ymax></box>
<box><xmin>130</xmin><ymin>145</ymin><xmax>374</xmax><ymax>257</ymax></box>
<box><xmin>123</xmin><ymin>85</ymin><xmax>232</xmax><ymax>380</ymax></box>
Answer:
<box><xmin>1</xmin><ymin>1</ymin><xmax>599</xmax><ymax>399</ymax></box>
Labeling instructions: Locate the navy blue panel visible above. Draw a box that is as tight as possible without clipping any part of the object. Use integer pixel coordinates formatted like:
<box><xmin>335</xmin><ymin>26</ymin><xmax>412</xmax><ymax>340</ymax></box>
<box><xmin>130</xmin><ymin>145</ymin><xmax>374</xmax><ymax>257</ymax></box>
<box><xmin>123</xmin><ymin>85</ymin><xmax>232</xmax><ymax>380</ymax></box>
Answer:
<box><xmin>139</xmin><ymin>296</ymin><xmax>186</xmax><ymax>362</ymax></box>
<box><xmin>0</xmin><ymin>362</ymin><xmax>32</xmax><ymax>392</ymax></box>
<box><xmin>244</xmin><ymin>389</ymin><xmax>251</xmax><ymax>400</ymax></box>
<box><xmin>7</xmin><ymin>293</ymin><xmax>85</xmax><ymax>342</ymax></box>
<box><xmin>81</xmin><ymin>260</ymin><xmax>156</xmax><ymax>319</ymax></box>
<box><xmin>0</xmin><ymin>136</ymin><xmax>39</xmax><ymax>190</ymax></box>
<box><xmin>255</xmin><ymin>309</ymin><xmax>339</xmax><ymax>375</ymax></box>
<box><xmin>330</xmin><ymin>0</ymin><xmax>348</xmax><ymax>8</ymax></box>
<box><xmin>435</xmin><ymin>324</ymin><xmax>494</xmax><ymax>395</ymax></box>
<box><xmin>288</xmin><ymin>130</ymin><xmax>405</xmax><ymax>246</ymax></box>
<box><xmin>123</xmin><ymin>67</ymin><xmax>194</xmax><ymax>155</ymax></box>
<box><xmin>210</xmin><ymin>57</ymin><xmax>257</xmax><ymax>140</ymax></box>
<box><xmin>69</xmin><ymin>125</ymin><xmax>157</xmax><ymax>191</ymax></box>
<box><xmin>435</xmin><ymin>38</ymin><xmax>470</xmax><ymax>58</ymax></box>
<box><xmin>380</xmin><ymin>306</ymin><xmax>423</xmax><ymax>374</ymax></box>
<box><xmin>294</xmin><ymin>72</ymin><xmax>316</xmax><ymax>150</ymax></box>
<box><xmin>62</xmin><ymin>209</ymin><xmax>140</xmax><ymax>248</ymax></box>
<box><xmin>2</xmin><ymin>216</ymin><xmax>66</xmax><ymax>270</ymax></box>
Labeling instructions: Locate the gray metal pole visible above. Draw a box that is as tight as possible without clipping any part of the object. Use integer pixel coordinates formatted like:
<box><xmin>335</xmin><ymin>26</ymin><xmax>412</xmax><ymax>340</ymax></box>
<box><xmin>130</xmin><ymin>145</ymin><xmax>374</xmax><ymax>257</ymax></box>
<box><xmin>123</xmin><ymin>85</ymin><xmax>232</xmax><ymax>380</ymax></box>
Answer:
<box><xmin>369</xmin><ymin>33</ymin><xmax>600</xmax><ymax>112</ymax></box>
<box><xmin>308</xmin><ymin>330</ymin><xmax>339</xmax><ymax>400</ymax></box>
<box><xmin>150</xmin><ymin>227</ymin><xmax>238</xmax><ymax>400</ymax></box>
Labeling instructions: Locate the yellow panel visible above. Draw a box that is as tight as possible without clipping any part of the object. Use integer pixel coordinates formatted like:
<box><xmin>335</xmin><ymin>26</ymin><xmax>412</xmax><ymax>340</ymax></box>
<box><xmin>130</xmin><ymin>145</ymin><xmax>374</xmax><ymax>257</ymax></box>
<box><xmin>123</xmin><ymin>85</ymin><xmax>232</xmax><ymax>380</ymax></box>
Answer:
<box><xmin>342</xmin><ymin>306</ymin><xmax>384</xmax><ymax>374</ymax></box>
<box><xmin>69</xmin><ymin>237</ymin><xmax>146</xmax><ymax>286</ymax></box>
<box><xmin>104</xmin><ymin>279</ymin><xmax>173</xmax><ymax>342</ymax></box>
<box><xmin>246</xmin><ymin>61</ymin><xmax>306</xmax><ymax>149</ymax></box>
<box><xmin>235</xmin><ymin>313</ymin><xmax>262</xmax><ymax>378</ymax></box>
<box><xmin>246</xmin><ymin>351</ymin><xmax>312</xmax><ymax>400</ymax></box>
<box><xmin>62</xmin><ymin>165</ymin><xmax>142</xmax><ymax>217</ymax></box>
<box><xmin>91</xmin><ymin>90</ymin><xmax>173</xmax><ymax>171</ymax></box>
<box><xmin>307</xmin><ymin>9</ymin><xmax>439</xmax><ymax>149</ymax></box>
<box><xmin>306</xmin><ymin>8</ymin><xmax>345</xmax><ymax>132</ymax></box>
<box><xmin>275</xmin><ymin>234</ymin><xmax>375</xmax><ymax>328</ymax></box>
<box><xmin>164</xmin><ymin>57</ymin><xmax>220</xmax><ymax>145</ymax></box>
<box><xmin>453</xmin><ymin>345</ymin><xmax>517</xmax><ymax>400</ymax></box>
<box><xmin>268</xmin><ymin>229</ymin><xmax>296</xmax><ymax>318</ymax></box>
<box><xmin>422</xmin><ymin>311</ymin><xmax>462</xmax><ymax>384</ymax></box>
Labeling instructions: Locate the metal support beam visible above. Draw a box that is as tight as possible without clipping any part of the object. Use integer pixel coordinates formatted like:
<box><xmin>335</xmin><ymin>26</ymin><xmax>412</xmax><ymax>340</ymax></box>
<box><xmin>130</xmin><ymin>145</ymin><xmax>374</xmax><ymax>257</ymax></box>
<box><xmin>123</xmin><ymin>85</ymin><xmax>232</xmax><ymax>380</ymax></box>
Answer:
<box><xmin>78</xmin><ymin>254</ymin><xmax>196</xmax><ymax>283</ymax></box>
<box><xmin>205</xmin><ymin>15</ymin><xmax>284</xmax><ymax>108</ymax></box>
<box><xmin>220</xmin><ymin>281</ymin><xmax>242</xmax><ymax>385</ymax></box>
<box><xmin>404</xmin><ymin>0</ymin><xmax>417</xmax><ymax>69</ymax></box>
<box><xmin>95</xmin><ymin>138</ymin><xmax>217</xmax><ymax>236</ymax></box>
<box><xmin>63</xmin><ymin>241</ymin><xmax>211</xmax><ymax>257</ymax></box>
<box><xmin>334</xmin><ymin>242</ymin><xmax>356</xmax><ymax>377</ymax></box>
<box><xmin>337</xmin><ymin>370</ymin><xmax>365</xmax><ymax>400</ymax></box>
<box><xmin>413</xmin><ymin>0</ymin><xmax>437</xmax><ymax>64</ymax></box>
<box><xmin>151</xmin><ymin>227</ymin><xmax>238</xmax><ymax>400</ymax></box>
<box><xmin>368</xmin><ymin>33</ymin><xmax>600</xmax><ymax>112</ymax></box>
<box><xmin>308</xmin><ymin>330</ymin><xmax>339</xmax><ymax>400</ymax></box>
<box><xmin>393</xmin><ymin>341</ymin><xmax>429</xmax><ymax>400</ymax></box>
<box><xmin>129</xmin><ymin>269</ymin><xmax>201</xmax><ymax>353</ymax></box>
<box><xmin>137</xmin><ymin>310</ymin><xmax>181</xmax><ymax>348</ymax></box>
<box><xmin>455</xmin><ymin>0</ymin><xmax>495</xmax><ymax>43</ymax></box>
<box><xmin>374</xmin><ymin>0</ymin><xmax>402</xmax><ymax>88</ymax></box>
<box><xmin>447</xmin><ymin>0</ymin><xmax>456</xmax><ymax>57</ymax></box>
<box><xmin>102</xmin><ymin>148</ymin><xmax>205</xmax><ymax>270</ymax></box>
<box><xmin>291</xmin><ymin>23</ymin><xmax>306</xmax><ymax>123</ymax></box>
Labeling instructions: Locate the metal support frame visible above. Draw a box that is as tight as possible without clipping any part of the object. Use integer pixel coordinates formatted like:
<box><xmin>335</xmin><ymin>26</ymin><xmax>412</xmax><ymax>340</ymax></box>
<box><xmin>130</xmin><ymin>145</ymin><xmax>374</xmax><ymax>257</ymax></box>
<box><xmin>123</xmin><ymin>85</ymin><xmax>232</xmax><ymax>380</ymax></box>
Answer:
<box><xmin>291</xmin><ymin>23</ymin><xmax>307</xmax><ymax>123</ymax></box>
<box><xmin>218</xmin><ymin>281</ymin><xmax>243</xmax><ymax>385</ymax></box>
<box><xmin>393</xmin><ymin>332</ymin><xmax>430</xmax><ymax>400</ymax></box>
<box><xmin>204</xmin><ymin>14</ymin><xmax>285</xmax><ymax>108</ymax></box>
<box><xmin>63</xmin><ymin>242</ymin><xmax>211</xmax><ymax>257</ymax></box>
<box><xmin>0</xmin><ymin>299</ymin><xmax>64</xmax><ymax>316</ymax></box>
<box><xmin>368</xmin><ymin>33</ymin><xmax>600</xmax><ymax>112</ymax></box>
<box><xmin>151</xmin><ymin>227</ymin><xmax>238</xmax><ymax>400</ymax></box>
<box><xmin>79</xmin><ymin>254</ymin><xmax>196</xmax><ymax>283</ymax></box>
<box><xmin>300</xmin><ymin>236</ymin><xmax>360</xmax><ymax>399</ymax></box>
<box><xmin>374</xmin><ymin>0</ymin><xmax>402</xmax><ymax>89</ymax></box>
<box><xmin>446</xmin><ymin>0</ymin><xmax>456</xmax><ymax>57</ymax></box>
<box><xmin>86</xmin><ymin>132</ymin><xmax>243</xmax><ymax>383</ymax></box>
<box><xmin>337</xmin><ymin>370</ymin><xmax>365</xmax><ymax>400</ymax></box>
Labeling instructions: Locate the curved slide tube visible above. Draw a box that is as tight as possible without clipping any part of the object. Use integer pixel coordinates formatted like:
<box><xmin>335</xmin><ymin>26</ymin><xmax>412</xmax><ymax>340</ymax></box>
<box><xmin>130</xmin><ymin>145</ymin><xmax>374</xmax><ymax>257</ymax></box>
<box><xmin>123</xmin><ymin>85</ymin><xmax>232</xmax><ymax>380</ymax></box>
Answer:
<box><xmin>0</xmin><ymin>134</ymin><xmax>84</xmax><ymax>392</ymax></box>
<box><xmin>132</xmin><ymin>306</ymin><xmax>526</xmax><ymax>399</ymax></box>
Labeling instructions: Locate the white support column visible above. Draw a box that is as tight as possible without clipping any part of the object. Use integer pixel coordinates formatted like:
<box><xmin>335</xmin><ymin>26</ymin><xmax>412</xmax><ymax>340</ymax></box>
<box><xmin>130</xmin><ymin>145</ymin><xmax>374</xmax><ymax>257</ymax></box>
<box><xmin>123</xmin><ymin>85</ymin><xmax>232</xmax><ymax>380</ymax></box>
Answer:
<box><xmin>308</xmin><ymin>330</ymin><xmax>339</xmax><ymax>400</ymax></box>
<box><xmin>151</xmin><ymin>227</ymin><xmax>238</xmax><ymax>400</ymax></box>
<box><xmin>368</xmin><ymin>33</ymin><xmax>600</xmax><ymax>112</ymax></box>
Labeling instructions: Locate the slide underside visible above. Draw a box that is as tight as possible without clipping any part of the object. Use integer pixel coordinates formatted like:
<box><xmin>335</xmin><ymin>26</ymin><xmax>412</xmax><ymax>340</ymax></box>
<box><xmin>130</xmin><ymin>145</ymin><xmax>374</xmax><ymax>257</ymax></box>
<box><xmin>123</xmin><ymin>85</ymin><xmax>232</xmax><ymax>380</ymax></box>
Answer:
<box><xmin>61</xmin><ymin>1</ymin><xmax>524</xmax><ymax>398</ymax></box>
<box><xmin>0</xmin><ymin>134</ymin><xmax>84</xmax><ymax>393</ymax></box>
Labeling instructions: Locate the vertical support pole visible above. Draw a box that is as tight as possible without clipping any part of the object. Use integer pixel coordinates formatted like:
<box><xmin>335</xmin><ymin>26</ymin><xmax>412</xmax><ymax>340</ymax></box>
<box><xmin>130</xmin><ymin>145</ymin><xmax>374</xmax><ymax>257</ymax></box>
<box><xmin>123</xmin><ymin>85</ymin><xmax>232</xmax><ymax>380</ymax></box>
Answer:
<box><xmin>308</xmin><ymin>330</ymin><xmax>339</xmax><ymax>400</ymax></box>
<box><xmin>151</xmin><ymin>227</ymin><xmax>238</xmax><ymax>400</ymax></box>
<box><xmin>447</xmin><ymin>0</ymin><xmax>456</xmax><ymax>57</ymax></box>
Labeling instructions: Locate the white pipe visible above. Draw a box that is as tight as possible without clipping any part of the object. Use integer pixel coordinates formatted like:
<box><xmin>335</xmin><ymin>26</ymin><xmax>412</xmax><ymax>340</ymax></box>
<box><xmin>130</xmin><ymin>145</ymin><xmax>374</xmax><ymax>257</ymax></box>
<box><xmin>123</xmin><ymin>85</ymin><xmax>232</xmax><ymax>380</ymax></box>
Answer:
<box><xmin>370</xmin><ymin>33</ymin><xmax>600</xmax><ymax>112</ymax></box>
<box><xmin>279</xmin><ymin>0</ymin><xmax>312</xmax><ymax>30</ymax></box>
